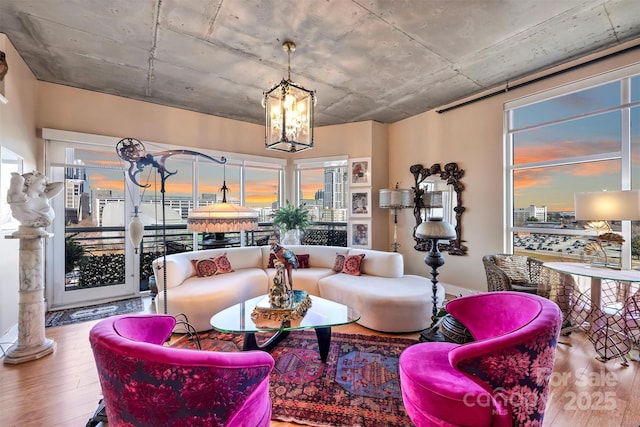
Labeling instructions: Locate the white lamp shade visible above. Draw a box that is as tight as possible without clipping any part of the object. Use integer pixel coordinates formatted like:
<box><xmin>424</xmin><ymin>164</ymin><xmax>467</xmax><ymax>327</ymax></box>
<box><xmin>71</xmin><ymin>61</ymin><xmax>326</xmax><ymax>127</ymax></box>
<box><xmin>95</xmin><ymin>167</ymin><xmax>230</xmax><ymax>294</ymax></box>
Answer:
<box><xmin>574</xmin><ymin>190</ymin><xmax>640</xmax><ymax>221</ymax></box>
<box><xmin>423</xmin><ymin>191</ymin><xmax>444</xmax><ymax>208</ymax></box>
<box><xmin>379</xmin><ymin>188</ymin><xmax>413</xmax><ymax>209</ymax></box>
<box><xmin>187</xmin><ymin>203</ymin><xmax>259</xmax><ymax>232</ymax></box>
<box><xmin>415</xmin><ymin>218</ymin><xmax>456</xmax><ymax>240</ymax></box>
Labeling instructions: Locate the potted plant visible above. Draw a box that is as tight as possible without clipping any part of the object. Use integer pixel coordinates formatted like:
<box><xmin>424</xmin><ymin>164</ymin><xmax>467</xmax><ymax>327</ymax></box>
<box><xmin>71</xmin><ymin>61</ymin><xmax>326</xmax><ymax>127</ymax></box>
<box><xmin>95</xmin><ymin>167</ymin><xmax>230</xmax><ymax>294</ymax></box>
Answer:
<box><xmin>273</xmin><ymin>200</ymin><xmax>310</xmax><ymax>244</ymax></box>
<box><xmin>65</xmin><ymin>233</ymin><xmax>86</xmax><ymax>274</ymax></box>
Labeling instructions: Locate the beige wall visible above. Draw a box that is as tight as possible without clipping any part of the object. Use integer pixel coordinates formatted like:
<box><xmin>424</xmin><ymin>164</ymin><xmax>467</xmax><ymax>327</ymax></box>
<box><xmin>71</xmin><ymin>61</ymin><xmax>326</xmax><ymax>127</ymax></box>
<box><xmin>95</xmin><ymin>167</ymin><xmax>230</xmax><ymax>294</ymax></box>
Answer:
<box><xmin>0</xmin><ymin>34</ymin><xmax>39</xmax><ymax>335</ymax></box>
<box><xmin>389</xmin><ymin>44</ymin><xmax>640</xmax><ymax>294</ymax></box>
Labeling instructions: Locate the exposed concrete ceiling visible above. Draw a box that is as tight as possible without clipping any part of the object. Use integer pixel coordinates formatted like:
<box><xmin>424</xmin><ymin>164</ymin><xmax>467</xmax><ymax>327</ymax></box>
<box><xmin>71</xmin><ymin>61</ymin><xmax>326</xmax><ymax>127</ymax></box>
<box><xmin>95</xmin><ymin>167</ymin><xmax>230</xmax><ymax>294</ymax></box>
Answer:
<box><xmin>1</xmin><ymin>0</ymin><xmax>639</xmax><ymax>127</ymax></box>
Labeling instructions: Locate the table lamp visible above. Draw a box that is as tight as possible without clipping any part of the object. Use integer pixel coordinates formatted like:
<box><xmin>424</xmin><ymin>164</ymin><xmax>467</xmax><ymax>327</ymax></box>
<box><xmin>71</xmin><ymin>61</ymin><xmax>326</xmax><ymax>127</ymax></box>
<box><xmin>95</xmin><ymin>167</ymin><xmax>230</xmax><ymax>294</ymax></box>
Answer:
<box><xmin>574</xmin><ymin>190</ymin><xmax>640</xmax><ymax>269</ymax></box>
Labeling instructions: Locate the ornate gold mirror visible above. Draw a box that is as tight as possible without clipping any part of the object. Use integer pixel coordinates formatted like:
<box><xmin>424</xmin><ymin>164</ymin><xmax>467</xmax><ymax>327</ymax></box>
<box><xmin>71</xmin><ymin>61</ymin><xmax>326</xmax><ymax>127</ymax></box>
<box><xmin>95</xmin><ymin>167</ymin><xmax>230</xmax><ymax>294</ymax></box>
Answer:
<box><xmin>410</xmin><ymin>163</ymin><xmax>467</xmax><ymax>255</ymax></box>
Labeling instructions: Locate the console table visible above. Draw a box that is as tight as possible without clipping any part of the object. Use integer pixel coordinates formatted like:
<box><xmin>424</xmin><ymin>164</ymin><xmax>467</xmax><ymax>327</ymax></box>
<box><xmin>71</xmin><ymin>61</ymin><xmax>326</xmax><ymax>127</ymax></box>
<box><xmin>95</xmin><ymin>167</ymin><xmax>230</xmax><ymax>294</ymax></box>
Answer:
<box><xmin>543</xmin><ymin>262</ymin><xmax>640</xmax><ymax>364</ymax></box>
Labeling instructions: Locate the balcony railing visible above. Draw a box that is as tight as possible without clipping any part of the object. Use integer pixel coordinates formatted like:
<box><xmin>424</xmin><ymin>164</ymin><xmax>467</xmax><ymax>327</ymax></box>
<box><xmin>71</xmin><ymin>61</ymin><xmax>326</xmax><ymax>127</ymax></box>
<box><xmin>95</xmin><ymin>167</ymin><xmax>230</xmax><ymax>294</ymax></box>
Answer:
<box><xmin>64</xmin><ymin>222</ymin><xmax>347</xmax><ymax>291</ymax></box>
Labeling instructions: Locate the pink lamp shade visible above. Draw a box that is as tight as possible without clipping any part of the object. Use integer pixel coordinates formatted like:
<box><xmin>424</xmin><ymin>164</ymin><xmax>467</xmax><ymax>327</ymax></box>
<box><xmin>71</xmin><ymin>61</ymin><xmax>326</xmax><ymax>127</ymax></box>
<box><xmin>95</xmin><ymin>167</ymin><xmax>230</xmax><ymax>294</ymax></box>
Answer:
<box><xmin>187</xmin><ymin>203</ymin><xmax>259</xmax><ymax>233</ymax></box>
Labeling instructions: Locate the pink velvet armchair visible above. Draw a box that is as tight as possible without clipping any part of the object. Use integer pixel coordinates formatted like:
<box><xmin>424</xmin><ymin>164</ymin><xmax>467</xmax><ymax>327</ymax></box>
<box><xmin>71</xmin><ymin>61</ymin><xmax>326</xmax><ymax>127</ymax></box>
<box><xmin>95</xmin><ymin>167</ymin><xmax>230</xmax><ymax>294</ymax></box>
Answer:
<box><xmin>89</xmin><ymin>314</ymin><xmax>275</xmax><ymax>427</ymax></box>
<box><xmin>399</xmin><ymin>292</ymin><xmax>562</xmax><ymax>426</ymax></box>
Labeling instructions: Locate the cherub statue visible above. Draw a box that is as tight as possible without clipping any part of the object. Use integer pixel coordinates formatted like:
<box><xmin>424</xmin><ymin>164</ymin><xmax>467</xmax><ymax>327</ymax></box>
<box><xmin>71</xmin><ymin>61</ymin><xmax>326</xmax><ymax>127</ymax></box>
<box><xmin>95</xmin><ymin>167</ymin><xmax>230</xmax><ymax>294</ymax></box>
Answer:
<box><xmin>7</xmin><ymin>171</ymin><xmax>64</xmax><ymax>228</ymax></box>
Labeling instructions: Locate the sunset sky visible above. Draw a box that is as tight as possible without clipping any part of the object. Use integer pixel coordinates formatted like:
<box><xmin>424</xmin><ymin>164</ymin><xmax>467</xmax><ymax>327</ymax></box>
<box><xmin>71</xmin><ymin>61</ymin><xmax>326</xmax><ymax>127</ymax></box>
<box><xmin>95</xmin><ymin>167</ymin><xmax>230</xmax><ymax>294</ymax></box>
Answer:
<box><xmin>75</xmin><ymin>148</ymin><xmax>325</xmax><ymax>209</ymax></box>
<box><xmin>511</xmin><ymin>78</ymin><xmax>640</xmax><ymax>212</ymax></box>
<box><xmin>76</xmin><ymin>76</ymin><xmax>639</xmax><ymax>215</ymax></box>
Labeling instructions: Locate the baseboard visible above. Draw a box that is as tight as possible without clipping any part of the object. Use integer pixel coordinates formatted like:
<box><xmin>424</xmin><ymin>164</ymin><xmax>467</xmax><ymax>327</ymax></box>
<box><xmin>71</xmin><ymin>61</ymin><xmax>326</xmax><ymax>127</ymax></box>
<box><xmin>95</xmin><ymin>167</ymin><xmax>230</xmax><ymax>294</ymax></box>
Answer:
<box><xmin>441</xmin><ymin>283</ymin><xmax>483</xmax><ymax>299</ymax></box>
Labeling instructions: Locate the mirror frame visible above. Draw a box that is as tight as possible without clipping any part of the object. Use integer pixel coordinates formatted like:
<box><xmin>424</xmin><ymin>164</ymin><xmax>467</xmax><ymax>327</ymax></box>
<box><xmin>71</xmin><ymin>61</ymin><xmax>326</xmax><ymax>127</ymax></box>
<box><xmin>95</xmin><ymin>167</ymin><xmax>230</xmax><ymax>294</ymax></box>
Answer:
<box><xmin>410</xmin><ymin>162</ymin><xmax>467</xmax><ymax>255</ymax></box>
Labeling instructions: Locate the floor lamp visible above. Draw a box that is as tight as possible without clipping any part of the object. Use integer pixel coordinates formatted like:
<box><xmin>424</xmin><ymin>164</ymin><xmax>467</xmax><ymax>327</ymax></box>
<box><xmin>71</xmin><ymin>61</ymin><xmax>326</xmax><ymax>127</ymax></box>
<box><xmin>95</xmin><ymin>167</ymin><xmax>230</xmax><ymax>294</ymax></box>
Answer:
<box><xmin>415</xmin><ymin>217</ymin><xmax>456</xmax><ymax>342</ymax></box>
<box><xmin>379</xmin><ymin>183</ymin><xmax>413</xmax><ymax>252</ymax></box>
<box><xmin>116</xmin><ymin>138</ymin><xmax>226</xmax><ymax>314</ymax></box>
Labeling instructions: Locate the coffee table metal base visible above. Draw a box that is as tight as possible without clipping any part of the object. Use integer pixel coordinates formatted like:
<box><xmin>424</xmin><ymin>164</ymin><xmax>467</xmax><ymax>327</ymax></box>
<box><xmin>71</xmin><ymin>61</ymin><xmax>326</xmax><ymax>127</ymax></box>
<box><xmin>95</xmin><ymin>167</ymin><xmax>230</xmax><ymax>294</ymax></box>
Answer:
<box><xmin>243</xmin><ymin>327</ymin><xmax>332</xmax><ymax>362</ymax></box>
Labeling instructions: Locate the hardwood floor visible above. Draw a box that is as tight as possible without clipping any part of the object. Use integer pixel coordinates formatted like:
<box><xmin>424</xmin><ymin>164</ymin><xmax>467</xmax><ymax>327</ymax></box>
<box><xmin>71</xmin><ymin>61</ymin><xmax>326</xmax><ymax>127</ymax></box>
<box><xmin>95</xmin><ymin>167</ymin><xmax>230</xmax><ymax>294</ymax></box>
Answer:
<box><xmin>1</xmin><ymin>297</ymin><xmax>638</xmax><ymax>426</ymax></box>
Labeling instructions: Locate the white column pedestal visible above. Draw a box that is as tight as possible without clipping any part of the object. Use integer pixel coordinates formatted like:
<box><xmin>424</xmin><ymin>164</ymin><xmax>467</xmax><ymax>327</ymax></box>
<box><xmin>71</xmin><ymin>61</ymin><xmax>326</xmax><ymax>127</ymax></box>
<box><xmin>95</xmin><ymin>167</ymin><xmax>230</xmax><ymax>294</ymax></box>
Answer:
<box><xmin>4</xmin><ymin>226</ymin><xmax>55</xmax><ymax>364</ymax></box>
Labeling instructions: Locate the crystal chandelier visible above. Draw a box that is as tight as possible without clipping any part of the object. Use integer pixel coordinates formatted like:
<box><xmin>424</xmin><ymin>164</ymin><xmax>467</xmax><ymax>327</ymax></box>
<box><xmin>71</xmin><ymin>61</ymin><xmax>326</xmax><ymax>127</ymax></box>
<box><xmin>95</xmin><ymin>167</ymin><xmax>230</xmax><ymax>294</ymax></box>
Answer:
<box><xmin>263</xmin><ymin>41</ymin><xmax>316</xmax><ymax>153</ymax></box>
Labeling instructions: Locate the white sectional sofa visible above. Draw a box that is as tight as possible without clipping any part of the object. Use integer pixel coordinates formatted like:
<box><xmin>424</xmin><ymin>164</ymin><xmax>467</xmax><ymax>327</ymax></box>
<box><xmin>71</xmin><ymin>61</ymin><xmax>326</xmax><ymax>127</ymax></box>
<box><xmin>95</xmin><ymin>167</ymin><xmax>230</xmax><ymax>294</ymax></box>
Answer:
<box><xmin>153</xmin><ymin>245</ymin><xmax>444</xmax><ymax>333</ymax></box>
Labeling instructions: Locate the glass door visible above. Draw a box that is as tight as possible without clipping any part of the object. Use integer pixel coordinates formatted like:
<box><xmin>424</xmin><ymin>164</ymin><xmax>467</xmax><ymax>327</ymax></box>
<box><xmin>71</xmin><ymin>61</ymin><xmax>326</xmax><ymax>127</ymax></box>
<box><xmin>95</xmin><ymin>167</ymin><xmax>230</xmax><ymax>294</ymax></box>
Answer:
<box><xmin>47</xmin><ymin>147</ymin><xmax>139</xmax><ymax>308</ymax></box>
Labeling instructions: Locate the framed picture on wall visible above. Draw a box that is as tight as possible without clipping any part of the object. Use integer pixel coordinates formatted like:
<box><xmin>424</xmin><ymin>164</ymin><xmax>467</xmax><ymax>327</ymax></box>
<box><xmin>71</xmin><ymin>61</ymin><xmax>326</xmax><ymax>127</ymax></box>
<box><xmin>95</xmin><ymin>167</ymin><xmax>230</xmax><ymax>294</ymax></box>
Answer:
<box><xmin>349</xmin><ymin>221</ymin><xmax>371</xmax><ymax>249</ymax></box>
<box><xmin>350</xmin><ymin>189</ymin><xmax>371</xmax><ymax>218</ymax></box>
<box><xmin>349</xmin><ymin>157</ymin><xmax>371</xmax><ymax>187</ymax></box>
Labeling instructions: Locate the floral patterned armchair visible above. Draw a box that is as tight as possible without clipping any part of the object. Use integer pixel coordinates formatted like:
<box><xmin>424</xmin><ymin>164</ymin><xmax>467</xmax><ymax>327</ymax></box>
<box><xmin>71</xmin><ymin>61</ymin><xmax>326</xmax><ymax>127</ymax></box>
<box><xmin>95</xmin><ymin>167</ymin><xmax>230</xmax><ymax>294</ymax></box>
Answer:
<box><xmin>399</xmin><ymin>292</ymin><xmax>562</xmax><ymax>426</ymax></box>
<box><xmin>89</xmin><ymin>314</ymin><xmax>274</xmax><ymax>427</ymax></box>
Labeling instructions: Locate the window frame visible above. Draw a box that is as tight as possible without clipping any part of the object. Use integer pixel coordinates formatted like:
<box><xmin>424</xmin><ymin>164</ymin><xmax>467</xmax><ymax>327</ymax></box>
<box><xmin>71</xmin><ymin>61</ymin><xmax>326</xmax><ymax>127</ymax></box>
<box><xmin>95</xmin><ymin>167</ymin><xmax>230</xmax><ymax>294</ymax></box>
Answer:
<box><xmin>504</xmin><ymin>63</ymin><xmax>640</xmax><ymax>268</ymax></box>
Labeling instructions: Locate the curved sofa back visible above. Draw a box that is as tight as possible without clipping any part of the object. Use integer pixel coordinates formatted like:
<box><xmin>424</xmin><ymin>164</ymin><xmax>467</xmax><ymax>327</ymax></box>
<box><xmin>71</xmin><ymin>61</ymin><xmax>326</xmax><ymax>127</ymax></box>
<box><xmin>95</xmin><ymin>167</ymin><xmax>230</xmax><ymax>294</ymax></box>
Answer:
<box><xmin>260</xmin><ymin>245</ymin><xmax>349</xmax><ymax>269</ymax></box>
<box><xmin>153</xmin><ymin>246</ymin><xmax>263</xmax><ymax>290</ymax></box>
<box><xmin>348</xmin><ymin>248</ymin><xmax>404</xmax><ymax>278</ymax></box>
<box><xmin>154</xmin><ymin>245</ymin><xmax>406</xmax><ymax>290</ymax></box>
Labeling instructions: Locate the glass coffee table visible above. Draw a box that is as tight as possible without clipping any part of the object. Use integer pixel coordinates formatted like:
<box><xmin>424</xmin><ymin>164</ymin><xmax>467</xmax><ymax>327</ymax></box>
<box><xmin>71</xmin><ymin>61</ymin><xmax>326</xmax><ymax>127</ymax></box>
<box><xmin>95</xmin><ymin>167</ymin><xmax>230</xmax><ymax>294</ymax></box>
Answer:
<box><xmin>210</xmin><ymin>294</ymin><xmax>360</xmax><ymax>362</ymax></box>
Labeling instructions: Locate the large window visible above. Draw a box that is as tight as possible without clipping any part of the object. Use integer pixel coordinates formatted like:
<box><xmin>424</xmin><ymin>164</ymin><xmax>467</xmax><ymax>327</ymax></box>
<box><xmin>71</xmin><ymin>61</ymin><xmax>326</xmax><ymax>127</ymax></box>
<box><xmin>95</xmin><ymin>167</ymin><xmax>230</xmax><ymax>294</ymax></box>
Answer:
<box><xmin>505</xmin><ymin>65</ymin><xmax>640</xmax><ymax>269</ymax></box>
<box><xmin>245</xmin><ymin>163</ymin><xmax>281</xmax><ymax>223</ymax></box>
<box><xmin>295</xmin><ymin>157</ymin><xmax>348</xmax><ymax>223</ymax></box>
<box><xmin>44</xmin><ymin>130</ymin><xmax>285</xmax><ymax>308</ymax></box>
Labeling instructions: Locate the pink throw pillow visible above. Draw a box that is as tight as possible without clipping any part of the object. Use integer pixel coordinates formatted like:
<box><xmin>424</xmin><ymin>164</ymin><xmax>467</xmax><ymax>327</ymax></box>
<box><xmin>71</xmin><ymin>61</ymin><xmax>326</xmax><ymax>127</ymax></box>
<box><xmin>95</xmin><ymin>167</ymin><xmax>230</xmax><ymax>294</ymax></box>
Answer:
<box><xmin>190</xmin><ymin>258</ymin><xmax>217</xmax><ymax>277</ymax></box>
<box><xmin>267</xmin><ymin>253</ymin><xmax>277</xmax><ymax>268</ymax></box>
<box><xmin>213</xmin><ymin>253</ymin><xmax>234</xmax><ymax>275</ymax></box>
<box><xmin>342</xmin><ymin>253</ymin><xmax>365</xmax><ymax>276</ymax></box>
<box><xmin>296</xmin><ymin>254</ymin><xmax>310</xmax><ymax>268</ymax></box>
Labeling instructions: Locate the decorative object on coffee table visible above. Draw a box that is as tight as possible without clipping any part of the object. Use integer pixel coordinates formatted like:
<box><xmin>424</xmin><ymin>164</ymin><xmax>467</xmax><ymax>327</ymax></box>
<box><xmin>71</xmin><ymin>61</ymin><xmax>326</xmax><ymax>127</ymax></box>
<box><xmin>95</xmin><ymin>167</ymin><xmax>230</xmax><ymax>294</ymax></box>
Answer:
<box><xmin>268</xmin><ymin>260</ymin><xmax>291</xmax><ymax>308</ymax></box>
<box><xmin>415</xmin><ymin>217</ymin><xmax>456</xmax><ymax>342</ymax></box>
<box><xmin>269</xmin><ymin>238</ymin><xmax>299</xmax><ymax>292</ymax></box>
<box><xmin>251</xmin><ymin>290</ymin><xmax>312</xmax><ymax>327</ymax></box>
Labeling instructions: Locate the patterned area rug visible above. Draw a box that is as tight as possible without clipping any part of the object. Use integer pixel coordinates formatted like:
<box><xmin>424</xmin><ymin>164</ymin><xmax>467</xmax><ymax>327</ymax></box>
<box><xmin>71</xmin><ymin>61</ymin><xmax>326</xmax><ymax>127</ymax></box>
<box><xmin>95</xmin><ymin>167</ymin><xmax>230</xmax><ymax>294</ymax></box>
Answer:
<box><xmin>44</xmin><ymin>297</ymin><xmax>143</xmax><ymax>327</ymax></box>
<box><xmin>171</xmin><ymin>329</ymin><xmax>417</xmax><ymax>426</ymax></box>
